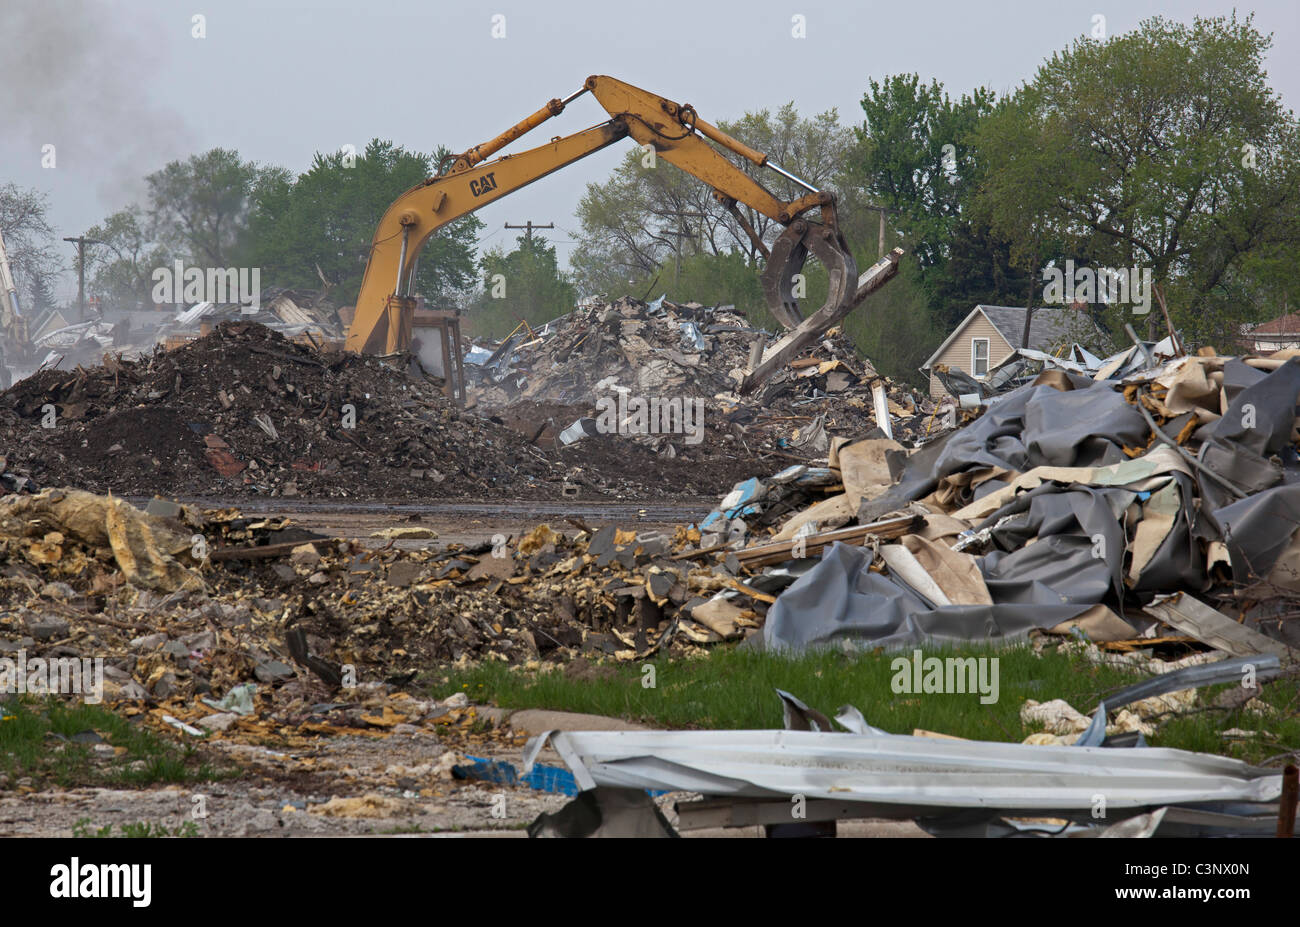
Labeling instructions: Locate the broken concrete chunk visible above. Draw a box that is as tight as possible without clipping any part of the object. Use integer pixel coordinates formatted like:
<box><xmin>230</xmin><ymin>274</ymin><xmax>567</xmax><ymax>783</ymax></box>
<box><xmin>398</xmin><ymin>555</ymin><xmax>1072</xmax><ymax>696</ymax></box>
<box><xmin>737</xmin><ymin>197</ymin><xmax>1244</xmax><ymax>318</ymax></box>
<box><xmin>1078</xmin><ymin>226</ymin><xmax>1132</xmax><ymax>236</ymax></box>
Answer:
<box><xmin>289</xmin><ymin>543</ymin><xmax>322</xmax><ymax>569</ymax></box>
<box><xmin>253</xmin><ymin>660</ymin><xmax>295</xmax><ymax>683</ymax></box>
<box><xmin>198</xmin><ymin>712</ymin><xmax>239</xmax><ymax>733</ymax></box>
<box><xmin>26</xmin><ymin>616</ymin><xmax>70</xmax><ymax>641</ymax></box>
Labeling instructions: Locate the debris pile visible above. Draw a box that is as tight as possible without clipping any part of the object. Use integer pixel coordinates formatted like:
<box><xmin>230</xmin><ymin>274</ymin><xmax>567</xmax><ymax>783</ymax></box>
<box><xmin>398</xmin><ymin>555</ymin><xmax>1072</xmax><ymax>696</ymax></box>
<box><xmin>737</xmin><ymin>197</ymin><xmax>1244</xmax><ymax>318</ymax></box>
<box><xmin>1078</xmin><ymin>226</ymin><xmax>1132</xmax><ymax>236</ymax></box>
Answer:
<box><xmin>160</xmin><ymin>287</ymin><xmax>344</xmax><ymax>346</ymax></box>
<box><xmin>0</xmin><ymin>490</ymin><xmax>727</xmax><ymax>716</ymax></box>
<box><xmin>688</xmin><ymin>348</ymin><xmax>1300</xmax><ymax>662</ymax></box>
<box><xmin>10</xmin><ymin>332</ymin><xmax>1300</xmax><ymax>679</ymax></box>
<box><xmin>0</xmin><ymin>322</ymin><xmax>563</xmax><ymax>500</ymax></box>
<box><xmin>482</xmin><ymin>398</ymin><xmax>773</xmax><ymax>497</ymax></box>
<box><xmin>11</xmin><ymin>288</ymin><xmax>344</xmax><ymax>386</ymax></box>
<box><xmin>467</xmin><ymin>296</ymin><xmax>944</xmax><ymax>463</ymax></box>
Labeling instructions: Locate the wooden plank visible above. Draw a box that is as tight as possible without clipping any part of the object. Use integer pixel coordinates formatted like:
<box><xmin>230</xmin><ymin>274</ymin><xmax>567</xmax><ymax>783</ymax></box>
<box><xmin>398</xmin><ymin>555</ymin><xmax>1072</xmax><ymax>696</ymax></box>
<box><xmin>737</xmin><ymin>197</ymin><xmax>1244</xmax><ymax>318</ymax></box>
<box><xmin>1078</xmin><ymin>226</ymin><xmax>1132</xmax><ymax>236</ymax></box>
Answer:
<box><xmin>733</xmin><ymin>514</ymin><xmax>919</xmax><ymax>568</ymax></box>
<box><xmin>1099</xmin><ymin>636</ymin><xmax>1199</xmax><ymax>651</ymax></box>
<box><xmin>872</xmin><ymin>382</ymin><xmax>893</xmax><ymax>441</ymax></box>
<box><xmin>727</xmin><ymin>579</ymin><xmax>777</xmax><ymax>604</ymax></box>
<box><xmin>739</xmin><ymin>248</ymin><xmax>902</xmax><ymax>394</ymax></box>
<box><xmin>209</xmin><ymin>539</ymin><xmax>327</xmax><ymax>562</ymax></box>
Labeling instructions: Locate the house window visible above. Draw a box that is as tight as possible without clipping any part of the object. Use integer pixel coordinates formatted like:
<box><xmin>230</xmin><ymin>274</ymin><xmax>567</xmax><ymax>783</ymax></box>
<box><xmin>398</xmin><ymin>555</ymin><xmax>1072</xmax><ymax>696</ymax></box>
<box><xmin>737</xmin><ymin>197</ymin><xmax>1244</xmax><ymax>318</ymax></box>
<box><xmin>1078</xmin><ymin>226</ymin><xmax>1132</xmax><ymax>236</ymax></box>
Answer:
<box><xmin>971</xmin><ymin>338</ymin><xmax>989</xmax><ymax>377</ymax></box>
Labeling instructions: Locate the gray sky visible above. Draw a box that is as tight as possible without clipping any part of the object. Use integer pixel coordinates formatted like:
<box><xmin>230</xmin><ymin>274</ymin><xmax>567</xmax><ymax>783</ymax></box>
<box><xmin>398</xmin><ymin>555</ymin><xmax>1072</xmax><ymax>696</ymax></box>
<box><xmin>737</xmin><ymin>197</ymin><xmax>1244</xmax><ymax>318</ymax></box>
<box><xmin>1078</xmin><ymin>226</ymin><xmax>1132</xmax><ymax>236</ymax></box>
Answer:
<box><xmin>3</xmin><ymin>0</ymin><xmax>1297</xmax><ymax>300</ymax></box>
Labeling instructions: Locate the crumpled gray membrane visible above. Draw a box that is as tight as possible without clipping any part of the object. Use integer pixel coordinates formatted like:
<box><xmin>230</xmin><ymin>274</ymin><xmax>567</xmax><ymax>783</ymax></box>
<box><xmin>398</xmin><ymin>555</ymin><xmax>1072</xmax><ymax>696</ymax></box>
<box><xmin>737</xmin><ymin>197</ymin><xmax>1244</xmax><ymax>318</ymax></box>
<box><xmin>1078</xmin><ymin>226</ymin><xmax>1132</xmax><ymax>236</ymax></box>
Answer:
<box><xmin>769</xmin><ymin>362</ymin><xmax>1300</xmax><ymax>653</ymax></box>
<box><xmin>766</xmin><ymin>481</ymin><xmax>1136</xmax><ymax>653</ymax></box>
<box><xmin>860</xmin><ymin>379</ymin><xmax>1147</xmax><ymax>523</ymax></box>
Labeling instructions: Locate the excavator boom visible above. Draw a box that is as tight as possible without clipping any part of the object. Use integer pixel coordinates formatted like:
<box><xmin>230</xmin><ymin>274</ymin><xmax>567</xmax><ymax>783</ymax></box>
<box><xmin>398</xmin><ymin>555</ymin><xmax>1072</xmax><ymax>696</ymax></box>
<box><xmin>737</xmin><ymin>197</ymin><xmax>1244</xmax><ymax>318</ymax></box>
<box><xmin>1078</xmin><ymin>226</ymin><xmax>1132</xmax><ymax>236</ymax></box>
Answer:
<box><xmin>345</xmin><ymin>75</ymin><xmax>858</xmax><ymax>356</ymax></box>
<box><xmin>0</xmin><ymin>228</ymin><xmax>31</xmax><ymax>386</ymax></box>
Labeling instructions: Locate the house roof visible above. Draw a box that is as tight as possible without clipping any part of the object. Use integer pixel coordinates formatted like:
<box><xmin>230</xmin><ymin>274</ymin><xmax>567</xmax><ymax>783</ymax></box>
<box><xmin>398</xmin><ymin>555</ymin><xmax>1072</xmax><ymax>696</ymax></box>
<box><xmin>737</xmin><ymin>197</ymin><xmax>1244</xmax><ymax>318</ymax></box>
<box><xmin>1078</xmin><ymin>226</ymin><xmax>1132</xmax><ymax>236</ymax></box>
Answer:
<box><xmin>1247</xmin><ymin>312</ymin><xmax>1300</xmax><ymax>337</ymax></box>
<box><xmin>31</xmin><ymin>308</ymin><xmax>69</xmax><ymax>341</ymax></box>
<box><xmin>921</xmin><ymin>305</ymin><xmax>1105</xmax><ymax>370</ymax></box>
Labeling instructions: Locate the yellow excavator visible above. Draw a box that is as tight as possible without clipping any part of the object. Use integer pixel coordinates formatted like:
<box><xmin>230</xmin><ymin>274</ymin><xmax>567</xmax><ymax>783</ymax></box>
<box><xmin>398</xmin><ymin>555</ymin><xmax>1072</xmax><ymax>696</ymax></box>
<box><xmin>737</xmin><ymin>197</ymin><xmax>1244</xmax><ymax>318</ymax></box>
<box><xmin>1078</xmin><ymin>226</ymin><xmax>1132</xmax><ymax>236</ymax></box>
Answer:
<box><xmin>344</xmin><ymin>75</ymin><xmax>885</xmax><ymax>362</ymax></box>
<box><xmin>0</xmin><ymin>227</ymin><xmax>33</xmax><ymax>389</ymax></box>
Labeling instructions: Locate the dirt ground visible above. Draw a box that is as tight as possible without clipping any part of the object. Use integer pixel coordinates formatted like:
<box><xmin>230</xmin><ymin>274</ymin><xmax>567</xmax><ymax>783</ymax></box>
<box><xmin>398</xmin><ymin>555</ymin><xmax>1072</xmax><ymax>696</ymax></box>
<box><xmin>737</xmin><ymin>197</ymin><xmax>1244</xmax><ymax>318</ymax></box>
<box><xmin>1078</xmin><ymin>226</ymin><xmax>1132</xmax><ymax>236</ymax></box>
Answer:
<box><xmin>175</xmin><ymin>496</ymin><xmax>718</xmax><ymax>548</ymax></box>
<box><xmin>0</xmin><ymin>732</ymin><xmax>568</xmax><ymax>837</ymax></box>
<box><xmin>0</xmin><ymin>729</ymin><xmax>925</xmax><ymax>838</ymax></box>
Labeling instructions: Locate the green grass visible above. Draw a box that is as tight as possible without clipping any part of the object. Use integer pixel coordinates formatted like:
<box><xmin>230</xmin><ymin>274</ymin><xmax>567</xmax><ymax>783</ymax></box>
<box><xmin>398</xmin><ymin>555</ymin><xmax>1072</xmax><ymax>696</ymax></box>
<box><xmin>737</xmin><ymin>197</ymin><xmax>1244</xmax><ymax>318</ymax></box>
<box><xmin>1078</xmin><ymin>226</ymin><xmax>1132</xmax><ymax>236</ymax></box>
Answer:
<box><xmin>376</xmin><ymin>823</ymin><xmax>427</xmax><ymax>834</ymax></box>
<box><xmin>72</xmin><ymin>818</ymin><xmax>200</xmax><ymax>838</ymax></box>
<box><xmin>0</xmin><ymin>696</ymin><xmax>234</xmax><ymax>790</ymax></box>
<box><xmin>1153</xmin><ymin>677</ymin><xmax>1300</xmax><ymax>763</ymax></box>
<box><xmin>429</xmin><ymin>643</ymin><xmax>1300</xmax><ymax>763</ymax></box>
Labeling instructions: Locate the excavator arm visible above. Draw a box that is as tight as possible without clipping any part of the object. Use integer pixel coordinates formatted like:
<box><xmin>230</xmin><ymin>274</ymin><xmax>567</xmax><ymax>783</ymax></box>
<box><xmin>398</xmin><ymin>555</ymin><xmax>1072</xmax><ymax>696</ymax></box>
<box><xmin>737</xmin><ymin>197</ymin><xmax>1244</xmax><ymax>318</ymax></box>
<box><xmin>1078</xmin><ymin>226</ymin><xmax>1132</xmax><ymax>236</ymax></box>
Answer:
<box><xmin>345</xmin><ymin>75</ymin><xmax>858</xmax><ymax>355</ymax></box>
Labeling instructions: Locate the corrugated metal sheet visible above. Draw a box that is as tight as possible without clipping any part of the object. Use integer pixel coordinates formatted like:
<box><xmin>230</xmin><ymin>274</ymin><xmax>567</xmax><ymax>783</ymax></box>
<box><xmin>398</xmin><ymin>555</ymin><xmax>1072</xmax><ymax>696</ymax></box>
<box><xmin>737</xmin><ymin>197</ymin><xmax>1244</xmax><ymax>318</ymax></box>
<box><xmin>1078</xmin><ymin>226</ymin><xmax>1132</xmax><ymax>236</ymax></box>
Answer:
<box><xmin>173</xmin><ymin>302</ymin><xmax>214</xmax><ymax>326</ymax></box>
<box><xmin>525</xmin><ymin>728</ymin><xmax>1282</xmax><ymax>812</ymax></box>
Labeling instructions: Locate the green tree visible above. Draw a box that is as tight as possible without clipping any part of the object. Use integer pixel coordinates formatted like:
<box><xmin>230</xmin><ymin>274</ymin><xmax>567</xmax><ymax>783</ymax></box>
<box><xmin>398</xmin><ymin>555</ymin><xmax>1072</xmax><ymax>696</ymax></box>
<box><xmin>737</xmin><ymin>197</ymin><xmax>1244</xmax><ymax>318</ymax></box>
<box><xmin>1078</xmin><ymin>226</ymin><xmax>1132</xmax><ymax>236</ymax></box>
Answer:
<box><xmin>469</xmin><ymin>234</ymin><xmax>576</xmax><ymax>339</ymax></box>
<box><xmin>572</xmin><ymin>103</ymin><xmax>857</xmax><ymax>300</ymax></box>
<box><xmin>86</xmin><ymin>205</ymin><xmax>171</xmax><ymax>310</ymax></box>
<box><xmin>848</xmin><ymin>75</ymin><xmax>1022</xmax><ymax>331</ymax></box>
<box><xmin>0</xmin><ymin>183</ymin><xmax>62</xmax><ymax>311</ymax></box>
<box><xmin>26</xmin><ymin>273</ymin><xmax>56</xmax><ymax>314</ymax></box>
<box><xmin>146</xmin><ymin>148</ymin><xmax>288</xmax><ymax>267</ymax></box>
<box><xmin>853</xmin><ymin>75</ymin><xmax>994</xmax><ymax>267</ymax></box>
<box><xmin>244</xmin><ymin>139</ymin><xmax>482</xmax><ymax>306</ymax></box>
<box><xmin>647</xmin><ymin>250</ymin><xmax>766</xmax><ymax>313</ymax></box>
<box><xmin>974</xmin><ymin>13</ymin><xmax>1300</xmax><ymax>342</ymax></box>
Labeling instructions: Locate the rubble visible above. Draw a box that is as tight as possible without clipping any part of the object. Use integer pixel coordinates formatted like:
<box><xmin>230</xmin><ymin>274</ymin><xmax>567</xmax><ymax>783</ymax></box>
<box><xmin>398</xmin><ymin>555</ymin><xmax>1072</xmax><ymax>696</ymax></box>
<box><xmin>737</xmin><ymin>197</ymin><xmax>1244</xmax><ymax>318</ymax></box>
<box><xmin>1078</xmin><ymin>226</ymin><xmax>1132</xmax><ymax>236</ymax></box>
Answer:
<box><xmin>16</xmin><ymin>336</ymin><xmax>1293</xmax><ymax>725</ymax></box>
<box><xmin>0</xmin><ymin>489</ymin><xmax>731</xmax><ymax>722</ymax></box>
<box><xmin>5</xmin><ymin>292</ymin><xmax>1300</xmax><ymax>841</ymax></box>
<box><xmin>10</xmin><ymin>288</ymin><xmax>345</xmax><ymax>386</ymax></box>
<box><xmin>0</xmin><ymin>321</ymin><xmax>564</xmax><ymax>500</ymax></box>
<box><xmin>467</xmin><ymin>295</ymin><xmax>946</xmax><ymax>462</ymax></box>
<box><xmin>726</xmin><ymin>350</ymin><xmax>1300</xmax><ymax>659</ymax></box>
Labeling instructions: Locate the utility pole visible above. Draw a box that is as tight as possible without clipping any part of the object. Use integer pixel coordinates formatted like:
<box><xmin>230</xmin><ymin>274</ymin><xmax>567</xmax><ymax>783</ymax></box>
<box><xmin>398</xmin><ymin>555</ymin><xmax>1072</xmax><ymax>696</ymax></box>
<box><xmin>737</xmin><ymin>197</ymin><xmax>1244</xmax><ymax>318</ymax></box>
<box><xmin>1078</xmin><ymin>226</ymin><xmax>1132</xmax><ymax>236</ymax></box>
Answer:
<box><xmin>862</xmin><ymin>205</ymin><xmax>898</xmax><ymax>259</ymax></box>
<box><xmin>63</xmin><ymin>234</ymin><xmax>102</xmax><ymax>322</ymax></box>
<box><xmin>504</xmin><ymin>221</ymin><xmax>554</xmax><ymax>244</ymax></box>
<box><xmin>661</xmin><ymin>210</ymin><xmax>707</xmax><ymax>287</ymax></box>
<box><xmin>662</xmin><ymin>226</ymin><xmax>690</xmax><ymax>286</ymax></box>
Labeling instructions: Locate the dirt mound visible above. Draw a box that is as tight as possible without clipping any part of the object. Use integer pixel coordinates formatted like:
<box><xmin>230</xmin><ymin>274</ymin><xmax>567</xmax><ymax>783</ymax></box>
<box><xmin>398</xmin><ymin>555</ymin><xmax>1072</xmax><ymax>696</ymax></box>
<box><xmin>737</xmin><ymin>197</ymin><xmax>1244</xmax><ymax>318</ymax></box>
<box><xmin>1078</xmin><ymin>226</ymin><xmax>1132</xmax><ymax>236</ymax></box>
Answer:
<box><xmin>0</xmin><ymin>322</ymin><xmax>563</xmax><ymax>500</ymax></box>
<box><xmin>485</xmin><ymin>399</ymin><xmax>775</xmax><ymax>496</ymax></box>
<box><xmin>56</xmin><ymin>406</ymin><xmax>209</xmax><ymax>487</ymax></box>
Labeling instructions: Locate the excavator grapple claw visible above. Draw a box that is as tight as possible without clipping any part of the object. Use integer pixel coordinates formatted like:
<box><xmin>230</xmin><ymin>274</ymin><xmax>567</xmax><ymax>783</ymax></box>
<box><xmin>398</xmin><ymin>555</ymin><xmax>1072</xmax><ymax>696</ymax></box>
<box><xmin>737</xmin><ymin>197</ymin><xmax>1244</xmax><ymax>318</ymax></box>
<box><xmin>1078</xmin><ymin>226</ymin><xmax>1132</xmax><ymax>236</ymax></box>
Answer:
<box><xmin>760</xmin><ymin>222</ymin><xmax>857</xmax><ymax>331</ymax></box>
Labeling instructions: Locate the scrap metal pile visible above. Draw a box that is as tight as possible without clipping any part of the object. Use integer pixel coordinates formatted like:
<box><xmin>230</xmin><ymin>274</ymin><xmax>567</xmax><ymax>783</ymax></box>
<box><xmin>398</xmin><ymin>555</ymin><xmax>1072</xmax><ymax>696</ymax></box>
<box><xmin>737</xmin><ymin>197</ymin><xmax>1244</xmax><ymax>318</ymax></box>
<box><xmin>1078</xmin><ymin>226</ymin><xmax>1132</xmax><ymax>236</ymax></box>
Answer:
<box><xmin>526</xmin><ymin>680</ymin><xmax>1287</xmax><ymax>838</ymax></box>
<box><xmin>0</xmin><ymin>321</ymin><xmax>564</xmax><ymax>500</ymax></box>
